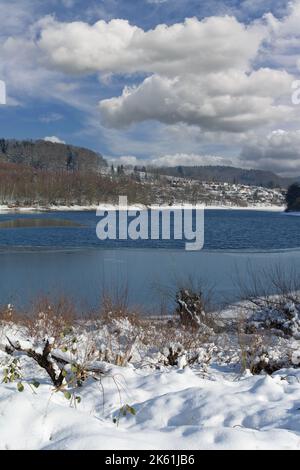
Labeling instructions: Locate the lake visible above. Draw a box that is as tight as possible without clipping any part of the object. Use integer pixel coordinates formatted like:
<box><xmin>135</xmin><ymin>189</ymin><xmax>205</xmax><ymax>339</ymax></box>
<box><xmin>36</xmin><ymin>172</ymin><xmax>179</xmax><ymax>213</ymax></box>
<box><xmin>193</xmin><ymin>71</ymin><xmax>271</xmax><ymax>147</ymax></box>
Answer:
<box><xmin>0</xmin><ymin>209</ymin><xmax>299</xmax><ymax>313</ymax></box>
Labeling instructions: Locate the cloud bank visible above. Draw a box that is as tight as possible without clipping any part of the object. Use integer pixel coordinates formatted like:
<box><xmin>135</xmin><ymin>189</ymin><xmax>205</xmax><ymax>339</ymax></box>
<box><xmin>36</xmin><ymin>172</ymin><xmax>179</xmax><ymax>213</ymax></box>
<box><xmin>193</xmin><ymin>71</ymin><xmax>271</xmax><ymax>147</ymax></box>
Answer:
<box><xmin>241</xmin><ymin>129</ymin><xmax>300</xmax><ymax>174</ymax></box>
<box><xmin>36</xmin><ymin>12</ymin><xmax>297</xmax><ymax>137</ymax></box>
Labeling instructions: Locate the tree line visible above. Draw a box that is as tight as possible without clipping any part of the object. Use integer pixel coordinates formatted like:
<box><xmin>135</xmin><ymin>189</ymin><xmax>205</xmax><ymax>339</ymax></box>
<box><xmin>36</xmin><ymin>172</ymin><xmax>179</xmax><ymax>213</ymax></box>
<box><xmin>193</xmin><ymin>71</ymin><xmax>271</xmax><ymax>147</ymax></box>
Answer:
<box><xmin>0</xmin><ymin>162</ymin><xmax>151</xmax><ymax>207</ymax></box>
<box><xmin>286</xmin><ymin>183</ymin><xmax>300</xmax><ymax>211</ymax></box>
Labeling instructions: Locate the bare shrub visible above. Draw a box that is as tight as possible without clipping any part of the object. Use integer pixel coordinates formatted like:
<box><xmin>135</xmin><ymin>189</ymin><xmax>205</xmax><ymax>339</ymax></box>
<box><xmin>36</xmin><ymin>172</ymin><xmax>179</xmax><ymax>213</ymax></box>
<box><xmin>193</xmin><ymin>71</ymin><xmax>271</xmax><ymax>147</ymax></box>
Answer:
<box><xmin>99</xmin><ymin>289</ymin><xmax>140</xmax><ymax>328</ymax></box>
<box><xmin>237</xmin><ymin>264</ymin><xmax>300</xmax><ymax>339</ymax></box>
<box><xmin>83</xmin><ymin>286</ymin><xmax>141</xmax><ymax>367</ymax></box>
<box><xmin>235</xmin><ymin>265</ymin><xmax>300</xmax><ymax>374</ymax></box>
<box><xmin>23</xmin><ymin>295</ymin><xmax>76</xmax><ymax>342</ymax></box>
<box><xmin>0</xmin><ymin>284</ymin><xmax>219</xmax><ymax>375</ymax></box>
<box><xmin>238</xmin><ymin>330</ymin><xmax>293</xmax><ymax>375</ymax></box>
<box><xmin>0</xmin><ymin>304</ymin><xmax>16</xmax><ymax>323</ymax></box>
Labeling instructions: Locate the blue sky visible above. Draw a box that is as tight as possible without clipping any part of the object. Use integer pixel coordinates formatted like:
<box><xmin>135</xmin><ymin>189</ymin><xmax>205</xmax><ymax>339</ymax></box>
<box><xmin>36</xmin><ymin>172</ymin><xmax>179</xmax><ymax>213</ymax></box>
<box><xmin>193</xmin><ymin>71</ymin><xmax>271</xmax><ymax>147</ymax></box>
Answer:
<box><xmin>1</xmin><ymin>0</ymin><xmax>300</xmax><ymax>174</ymax></box>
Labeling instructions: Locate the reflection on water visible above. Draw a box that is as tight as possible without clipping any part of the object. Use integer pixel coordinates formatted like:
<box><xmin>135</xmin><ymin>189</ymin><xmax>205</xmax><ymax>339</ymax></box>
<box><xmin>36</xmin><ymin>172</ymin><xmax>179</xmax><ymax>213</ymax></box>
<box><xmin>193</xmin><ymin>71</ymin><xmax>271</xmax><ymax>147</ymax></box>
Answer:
<box><xmin>0</xmin><ymin>218</ymin><xmax>82</xmax><ymax>229</ymax></box>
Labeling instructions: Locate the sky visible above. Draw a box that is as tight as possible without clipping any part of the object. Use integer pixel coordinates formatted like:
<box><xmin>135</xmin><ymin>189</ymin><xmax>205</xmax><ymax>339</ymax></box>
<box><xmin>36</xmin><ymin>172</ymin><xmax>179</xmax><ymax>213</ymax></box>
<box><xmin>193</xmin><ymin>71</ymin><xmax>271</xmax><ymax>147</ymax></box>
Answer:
<box><xmin>1</xmin><ymin>0</ymin><xmax>300</xmax><ymax>175</ymax></box>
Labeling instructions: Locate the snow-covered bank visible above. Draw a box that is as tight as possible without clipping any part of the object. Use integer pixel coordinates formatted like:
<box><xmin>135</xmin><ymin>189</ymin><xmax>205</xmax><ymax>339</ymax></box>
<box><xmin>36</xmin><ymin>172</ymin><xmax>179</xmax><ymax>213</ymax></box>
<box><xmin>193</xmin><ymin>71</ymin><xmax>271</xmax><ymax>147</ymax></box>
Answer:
<box><xmin>0</xmin><ymin>203</ymin><xmax>285</xmax><ymax>214</ymax></box>
<box><xmin>203</xmin><ymin>204</ymin><xmax>285</xmax><ymax>212</ymax></box>
<box><xmin>0</xmin><ymin>204</ymin><xmax>100</xmax><ymax>213</ymax></box>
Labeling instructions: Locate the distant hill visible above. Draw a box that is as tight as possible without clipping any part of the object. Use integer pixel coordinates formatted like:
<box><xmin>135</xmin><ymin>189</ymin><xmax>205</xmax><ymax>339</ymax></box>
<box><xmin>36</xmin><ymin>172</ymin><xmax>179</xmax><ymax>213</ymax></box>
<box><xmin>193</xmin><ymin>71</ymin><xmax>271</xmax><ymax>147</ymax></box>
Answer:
<box><xmin>0</xmin><ymin>139</ymin><xmax>298</xmax><ymax>189</ymax></box>
<box><xmin>0</xmin><ymin>139</ymin><xmax>107</xmax><ymax>172</ymax></box>
<box><xmin>150</xmin><ymin>165</ymin><xmax>300</xmax><ymax>189</ymax></box>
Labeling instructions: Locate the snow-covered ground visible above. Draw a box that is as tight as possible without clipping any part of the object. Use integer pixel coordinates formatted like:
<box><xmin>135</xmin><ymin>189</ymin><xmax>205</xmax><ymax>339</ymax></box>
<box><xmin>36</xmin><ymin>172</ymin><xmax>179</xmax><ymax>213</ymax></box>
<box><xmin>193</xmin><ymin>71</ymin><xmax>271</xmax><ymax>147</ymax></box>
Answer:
<box><xmin>1</xmin><ymin>307</ymin><xmax>300</xmax><ymax>450</ymax></box>
<box><xmin>1</xmin><ymin>357</ymin><xmax>300</xmax><ymax>450</ymax></box>
<box><xmin>0</xmin><ymin>203</ymin><xmax>285</xmax><ymax>214</ymax></box>
<box><xmin>0</xmin><ymin>204</ymin><xmax>100</xmax><ymax>213</ymax></box>
<box><xmin>203</xmin><ymin>204</ymin><xmax>285</xmax><ymax>212</ymax></box>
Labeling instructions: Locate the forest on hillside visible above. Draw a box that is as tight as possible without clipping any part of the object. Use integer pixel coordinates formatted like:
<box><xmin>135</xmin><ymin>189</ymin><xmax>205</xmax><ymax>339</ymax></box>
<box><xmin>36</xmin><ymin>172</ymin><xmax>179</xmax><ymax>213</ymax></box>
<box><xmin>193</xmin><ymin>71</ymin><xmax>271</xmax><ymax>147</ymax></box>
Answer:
<box><xmin>0</xmin><ymin>139</ymin><xmax>106</xmax><ymax>172</ymax></box>
<box><xmin>0</xmin><ymin>162</ymin><xmax>150</xmax><ymax>207</ymax></box>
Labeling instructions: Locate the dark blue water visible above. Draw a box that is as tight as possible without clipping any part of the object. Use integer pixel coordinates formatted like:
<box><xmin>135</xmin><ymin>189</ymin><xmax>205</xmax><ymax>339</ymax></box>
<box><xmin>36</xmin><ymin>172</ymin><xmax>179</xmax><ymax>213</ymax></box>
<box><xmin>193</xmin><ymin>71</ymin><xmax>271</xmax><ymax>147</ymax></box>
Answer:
<box><xmin>0</xmin><ymin>210</ymin><xmax>298</xmax><ymax>251</ymax></box>
<box><xmin>0</xmin><ymin>209</ymin><xmax>299</xmax><ymax>312</ymax></box>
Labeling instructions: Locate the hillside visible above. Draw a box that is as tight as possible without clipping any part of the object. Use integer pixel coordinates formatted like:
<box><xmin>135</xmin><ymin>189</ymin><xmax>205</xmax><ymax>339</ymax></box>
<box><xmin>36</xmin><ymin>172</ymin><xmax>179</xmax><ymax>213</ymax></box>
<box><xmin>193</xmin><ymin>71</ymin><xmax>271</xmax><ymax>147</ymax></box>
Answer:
<box><xmin>0</xmin><ymin>139</ymin><xmax>107</xmax><ymax>172</ymax></box>
<box><xmin>0</xmin><ymin>139</ymin><xmax>296</xmax><ymax>190</ymax></box>
<box><xmin>151</xmin><ymin>165</ymin><xmax>299</xmax><ymax>189</ymax></box>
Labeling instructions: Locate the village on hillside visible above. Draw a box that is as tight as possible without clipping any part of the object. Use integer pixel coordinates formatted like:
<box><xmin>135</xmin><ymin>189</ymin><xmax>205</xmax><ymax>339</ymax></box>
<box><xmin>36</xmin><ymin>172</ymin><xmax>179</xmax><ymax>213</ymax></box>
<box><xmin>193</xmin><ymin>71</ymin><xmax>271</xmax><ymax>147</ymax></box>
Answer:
<box><xmin>101</xmin><ymin>166</ymin><xmax>286</xmax><ymax>208</ymax></box>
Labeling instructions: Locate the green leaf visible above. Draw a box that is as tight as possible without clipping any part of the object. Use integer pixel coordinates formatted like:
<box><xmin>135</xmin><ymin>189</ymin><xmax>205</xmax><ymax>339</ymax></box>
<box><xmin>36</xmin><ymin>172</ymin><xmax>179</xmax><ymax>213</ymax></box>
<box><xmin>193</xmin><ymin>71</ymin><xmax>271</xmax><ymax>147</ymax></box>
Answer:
<box><xmin>64</xmin><ymin>391</ymin><xmax>71</xmax><ymax>400</ymax></box>
<box><xmin>75</xmin><ymin>396</ymin><xmax>81</xmax><ymax>404</ymax></box>
<box><xmin>17</xmin><ymin>382</ymin><xmax>24</xmax><ymax>392</ymax></box>
<box><xmin>126</xmin><ymin>405</ymin><xmax>136</xmax><ymax>416</ymax></box>
<box><xmin>31</xmin><ymin>381</ymin><xmax>40</xmax><ymax>388</ymax></box>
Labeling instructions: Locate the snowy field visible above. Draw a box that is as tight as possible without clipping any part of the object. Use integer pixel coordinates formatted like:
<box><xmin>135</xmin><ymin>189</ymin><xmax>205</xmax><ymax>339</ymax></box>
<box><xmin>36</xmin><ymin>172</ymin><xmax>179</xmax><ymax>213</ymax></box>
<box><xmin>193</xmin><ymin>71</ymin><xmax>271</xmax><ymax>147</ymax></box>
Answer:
<box><xmin>2</xmin><ymin>359</ymin><xmax>300</xmax><ymax>450</ymax></box>
<box><xmin>0</xmin><ymin>360</ymin><xmax>300</xmax><ymax>450</ymax></box>
<box><xmin>1</xmin><ymin>294</ymin><xmax>300</xmax><ymax>451</ymax></box>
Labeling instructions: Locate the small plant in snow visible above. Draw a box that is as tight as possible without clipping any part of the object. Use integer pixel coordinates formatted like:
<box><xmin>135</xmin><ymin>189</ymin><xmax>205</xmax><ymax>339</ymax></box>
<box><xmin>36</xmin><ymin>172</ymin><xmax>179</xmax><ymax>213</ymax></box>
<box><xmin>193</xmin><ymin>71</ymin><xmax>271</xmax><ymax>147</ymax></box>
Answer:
<box><xmin>238</xmin><ymin>332</ymin><xmax>293</xmax><ymax>375</ymax></box>
<box><xmin>246</xmin><ymin>301</ymin><xmax>300</xmax><ymax>338</ymax></box>
<box><xmin>2</xmin><ymin>356</ymin><xmax>40</xmax><ymax>393</ymax></box>
<box><xmin>0</xmin><ymin>327</ymin><xmax>137</xmax><ymax>418</ymax></box>
<box><xmin>2</xmin><ymin>357</ymin><xmax>22</xmax><ymax>387</ymax></box>
<box><xmin>143</xmin><ymin>342</ymin><xmax>214</xmax><ymax>371</ymax></box>
<box><xmin>113</xmin><ymin>404</ymin><xmax>136</xmax><ymax>425</ymax></box>
<box><xmin>2</xmin><ymin>334</ymin><xmax>92</xmax><ymax>403</ymax></box>
<box><xmin>162</xmin><ymin>344</ymin><xmax>186</xmax><ymax>367</ymax></box>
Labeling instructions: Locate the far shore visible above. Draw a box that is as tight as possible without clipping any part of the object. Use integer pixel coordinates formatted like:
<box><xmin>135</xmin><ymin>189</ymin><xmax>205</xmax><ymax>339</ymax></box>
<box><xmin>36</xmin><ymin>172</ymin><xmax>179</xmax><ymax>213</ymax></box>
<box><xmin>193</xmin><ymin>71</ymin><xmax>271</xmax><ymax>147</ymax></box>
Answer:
<box><xmin>0</xmin><ymin>203</ymin><xmax>286</xmax><ymax>214</ymax></box>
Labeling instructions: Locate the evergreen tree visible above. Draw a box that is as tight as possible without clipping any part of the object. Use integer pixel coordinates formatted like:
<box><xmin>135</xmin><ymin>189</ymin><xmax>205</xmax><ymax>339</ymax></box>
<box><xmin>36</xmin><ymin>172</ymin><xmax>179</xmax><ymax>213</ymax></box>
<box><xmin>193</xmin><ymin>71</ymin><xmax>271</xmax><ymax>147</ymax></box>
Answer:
<box><xmin>286</xmin><ymin>183</ymin><xmax>300</xmax><ymax>211</ymax></box>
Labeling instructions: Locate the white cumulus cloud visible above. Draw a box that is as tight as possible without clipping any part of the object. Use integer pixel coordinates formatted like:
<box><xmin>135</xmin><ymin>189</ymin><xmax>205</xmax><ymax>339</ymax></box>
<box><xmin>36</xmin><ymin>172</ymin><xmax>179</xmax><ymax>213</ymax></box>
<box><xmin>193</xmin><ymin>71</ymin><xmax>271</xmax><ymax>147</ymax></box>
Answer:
<box><xmin>38</xmin><ymin>16</ymin><xmax>265</xmax><ymax>76</ymax></box>
<box><xmin>99</xmin><ymin>70</ymin><xmax>293</xmax><ymax>132</ymax></box>
<box><xmin>36</xmin><ymin>13</ymin><xmax>296</xmax><ymax>133</ymax></box>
